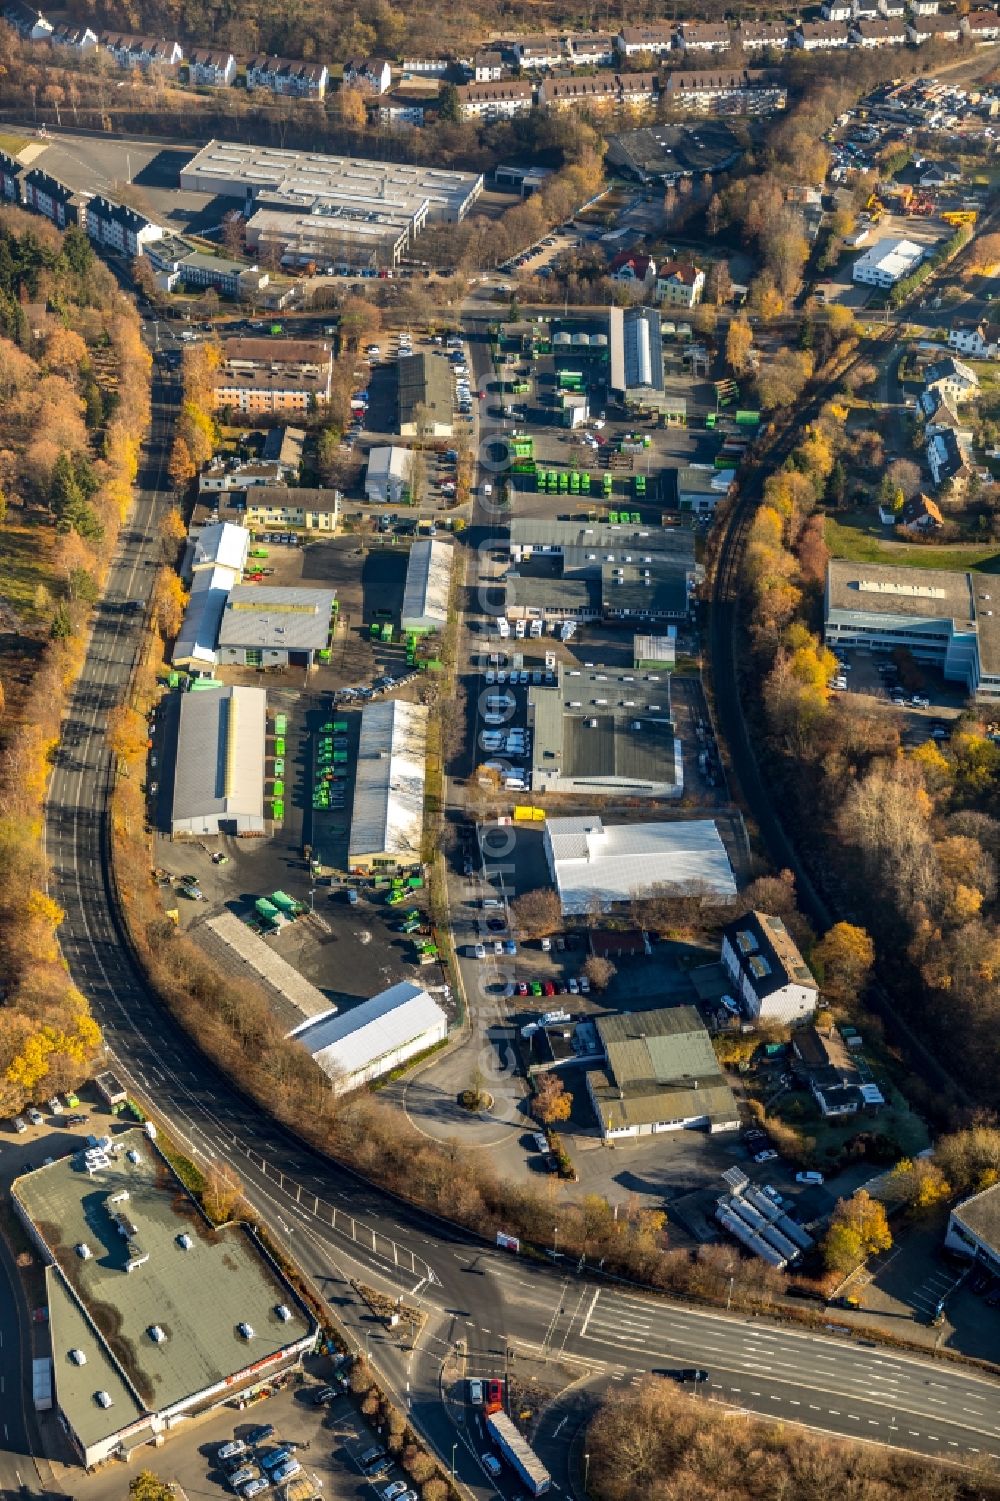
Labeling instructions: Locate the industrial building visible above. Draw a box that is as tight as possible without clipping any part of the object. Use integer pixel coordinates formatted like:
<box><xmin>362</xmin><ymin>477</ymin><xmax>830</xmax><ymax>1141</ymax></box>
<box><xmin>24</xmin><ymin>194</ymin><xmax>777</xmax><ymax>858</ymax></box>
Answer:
<box><xmin>290</xmin><ymin>981</ymin><xmax>448</xmax><ymax>1091</ymax></box>
<box><xmin>174</xmin><ymin>522</ymin><xmax>249</xmax><ymax>673</ymax></box>
<box><xmin>179</xmin><ymin>141</ymin><xmax>483</xmax><ymax>268</ymax></box>
<box><xmin>401</xmin><ymin>539</ymin><xmax>454</xmax><ymax>634</ymax></box>
<box><xmin>11</xmin><ymin>1130</ymin><xmax>313</xmax><ymax>1468</ymax></box>
<box><xmin>216</xmin><ymin>585</ymin><xmax>336</xmax><ymax>670</ymax></box>
<box><xmin>586</xmin><ymin>1007</ymin><xmax>739</xmax><ymax>1139</ymax></box>
<box><xmin>527</xmin><ymin>664</ymin><xmax>682</xmax><ymax>797</ymax></box>
<box><xmin>365</xmin><ymin>446</ymin><xmax>414</xmax><ymax>504</ymax></box>
<box><xmin>852</xmin><ymin>236</ymin><xmax>924</xmax><ymax>288</ymax></box>
<box><xmin>608</xmin><ymin>306</ymin><xmax>668</xmax><ymax>412</ymax></box>
<box><xmin>721</xmin><ymin>910</ymin><xmax>819</xmax><ymax>1025</ymax></box>
<box><xmin>505</xmin><ymin>518</ymin><xmax>697</xmax><ymax>626</ymax></box>
<box><xmin>397</xmin><ymin>353</ymin><xmax>454</xmax><ymax>437</ymax></box>
<box><xmin>544</xmin><ymin>815</ymin><xmax>736</xmax><ymax>914</ymax></box>
<box><xmin>945</xmin><ymin>1182</ymin><xmax>1000</xmax><ymax>1276</ymax></box>
<box><xmin>349</xmin><ymin>699</ymin><xmax>428</xmax><ymax>874</ymax></box>
<box><xmin>605</xmin><ymin>120</ymin><xmax>743</xmax><ymax>183</ymax></box>
<box><xmin>170</xmin><ymin>685</ymin><xmax>267</xmax><ymax>836</ymax></box>
<box><xmin>824</xmin><ymin>560</ymin><xmax>1000</xmax><ymax>705</ymax></box>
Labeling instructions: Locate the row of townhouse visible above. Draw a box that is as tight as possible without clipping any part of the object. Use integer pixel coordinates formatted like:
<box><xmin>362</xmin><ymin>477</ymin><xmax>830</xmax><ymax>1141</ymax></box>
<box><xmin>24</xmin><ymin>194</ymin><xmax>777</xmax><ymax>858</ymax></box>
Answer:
<box><xmin>796</xmin><ymin>9</ymin><xmax>997</xmax><ymax>45</ymax></box>
<box><xmin>457</xmin><ymin>66</ymin><xmax>785</xmax><ymax>119</ymax></box>
<box><xmin>0</xmin><ymin>6</ymin><xmax>331</xmax><ymax>96</ymax></box>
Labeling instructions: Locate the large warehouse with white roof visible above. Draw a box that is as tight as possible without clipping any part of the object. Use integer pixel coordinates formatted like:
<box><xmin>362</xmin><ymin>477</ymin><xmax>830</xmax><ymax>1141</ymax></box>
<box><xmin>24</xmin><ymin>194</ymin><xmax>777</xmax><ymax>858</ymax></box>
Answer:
<box><xmin>349</xmin><ymin>699</ymin><xmax>429</xmax><ymax>874</ymax></box>
<box><xmin>291</xmin><ymin>981</ymin><xmax>448</xmax><ymax>1092</ymax></box>
<box><xmin>170</xmin><ymin>684</ymin><xmax>267</xmax><ymax>836</ymax></box>
<box><xmin>544</xmin><ymin>815</ymin><xmax>737</xmax><ymax>914</ymax></box>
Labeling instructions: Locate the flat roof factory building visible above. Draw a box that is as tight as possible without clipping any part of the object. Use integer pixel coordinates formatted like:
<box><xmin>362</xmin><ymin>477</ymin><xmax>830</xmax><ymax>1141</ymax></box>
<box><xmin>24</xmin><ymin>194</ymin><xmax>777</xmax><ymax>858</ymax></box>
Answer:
<box><xmin>349</xmin><ymin>699</ymin><xmax>428</xmax><ymax>874</ymax></box>
<box><xmin>180</xmin><ymin>141</ymin><xmax>483</xmax><ymax>267</ymax></box>
<box><xmin>824</xmin><ymin>560</ymin><xmax>1000</xmax><ymax>704</ymax></box>
<box><xmin>216</xmin><ymin>585</ymin><xmax>336</xmax><ymax>669</ymax></box>
<box><xmin>170</xmin><ymin>684</ymin><xmax>267</xmax><ymax>836</ymax></box>
<box><xmin>544</xmin><ymin>814</ymin><xmax>737</xmax><ymax>914</ymax></box>
<box><xmin>12</xmin><ymin>1129</ymin><xmax>314</xmax><ymax>1469</ymax></box>
<box><xmin>528</xmin><ymin>664</ymin><xmax>682</xmax><ymax>797</ymax></box>
<box><xmin>290</xmin><ymin>981</ymin><xmax>448</xmax><ymax>1091</ymax></box>
<box><xmin>401</xmin><ymin>539</ymin><xmax>454</xmax><ymax>634</ymax></box>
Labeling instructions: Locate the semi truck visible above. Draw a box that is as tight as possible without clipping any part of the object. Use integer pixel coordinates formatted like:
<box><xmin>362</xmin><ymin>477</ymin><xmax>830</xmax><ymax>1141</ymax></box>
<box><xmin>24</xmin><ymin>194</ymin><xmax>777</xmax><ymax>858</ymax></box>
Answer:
<box><xmin>486</xmin><ymin>1411</ymin><xmax>551</xmax><ymax>1496</ymax></box>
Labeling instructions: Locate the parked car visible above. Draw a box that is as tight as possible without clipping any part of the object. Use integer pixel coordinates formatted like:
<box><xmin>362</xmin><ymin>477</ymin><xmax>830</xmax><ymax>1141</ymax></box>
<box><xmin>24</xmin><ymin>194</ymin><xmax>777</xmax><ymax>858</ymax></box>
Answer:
<box><xmin>219</xmin><ymin>1439</ymin><xmax>247</xmax><ymax>1463</ymax></box>
<box><xmin>795</xmin><ymin>1171</ymin><xmax>824</xmax><ymax>1185</ymax></box>
<box><xmin>245</xmin><ymin>1424</ymin><xmax>274</xmax><ymax>1447</ymax></box>
<box><xmin>26</xmin><ymin>1106</ymin><xmax>43</xmax><ymax>1126</ymax></box>
<box><xmin>467</xmin><ymin>1379</ymin><xmax>483</xmax><ymax>1406</ymax></box>
<box><xmin>754</xmin><ymin>1149</ymin><xmax>779</xmax><ymax>1164</ymax></box>
<box><xmin>482</xmin><ymin>1455</ymin><xmax>502</xmax><ymax>1478</ymax></box>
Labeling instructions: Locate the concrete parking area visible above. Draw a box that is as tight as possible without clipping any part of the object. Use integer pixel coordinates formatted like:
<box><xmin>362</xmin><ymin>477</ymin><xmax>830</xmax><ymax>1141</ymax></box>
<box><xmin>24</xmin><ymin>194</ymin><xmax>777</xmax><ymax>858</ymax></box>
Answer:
<box><xmin>60</xmin><ymin>1367</ymin><xmax>386</xmax><ymax>1501</ymax></box>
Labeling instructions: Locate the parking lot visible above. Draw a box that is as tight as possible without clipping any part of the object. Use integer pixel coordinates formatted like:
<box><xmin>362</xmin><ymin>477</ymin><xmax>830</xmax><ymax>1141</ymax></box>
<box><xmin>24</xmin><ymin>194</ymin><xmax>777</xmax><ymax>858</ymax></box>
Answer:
<box><xmin>827</xmin><ymin>644</ymin><xmax>967</xmax><ymax>743</ymax></box>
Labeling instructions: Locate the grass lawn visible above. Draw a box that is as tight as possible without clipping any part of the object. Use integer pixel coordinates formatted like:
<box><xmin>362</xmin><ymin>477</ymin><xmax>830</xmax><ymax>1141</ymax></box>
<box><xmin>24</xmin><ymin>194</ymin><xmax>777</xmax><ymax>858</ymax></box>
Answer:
<box><xmin>0</xmin><ymin>132</ymin><xmax>29</xmax><ymax>156</ymax></box>
<box><xmin>825</xmin><ymin>514</ymin><xmax>1000</xmax><ymax>573</ymax></box>
<box><xmin>1</xmin><ymin>516</ymin><xmax>54</xmax><ymax>621</ymax></box>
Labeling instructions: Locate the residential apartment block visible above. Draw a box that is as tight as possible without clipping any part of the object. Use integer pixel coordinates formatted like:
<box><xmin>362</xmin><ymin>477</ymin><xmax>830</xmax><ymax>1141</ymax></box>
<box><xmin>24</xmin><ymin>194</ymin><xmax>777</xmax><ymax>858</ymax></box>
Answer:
<box><xmin>85</xmin><ymin>195</ymin><xmax>164</xmax><ymax>258</ymax></box>
<box><xmin>538</xmin><ymin>73</ymin><xmax>656</xmax><ymax>111</ymax></box>
<box><xmin>211</xmin><ymin>337</ymin><xmax>334</xmax><ymax>416</ymax></box>
<box><xmin>100</xmin><ymin>31</ymin><xmax>183</xmax><ymax>68</ymax></box>
<box><xmin>187</xmin><ymin>47</ymin><xmax>236</xmax><ymax>85</ymax></box>
<box><xmin>246</xmin><ymin>55</ymin><xmax>328</xmax><ymax>97</ymax></box>
<box><xmin>617</xmin><ymin>23</ymin><xmax>677</xmax><ymax>56</ymax></box>
<box><xmin>456</xmin><ymin>80</ymin><xmax>534</xmax><ymax>119</ymax></box>
<box><xmin>663</xmin><ymin>67</ymin><xmax>787</xmax><ymax>112</ymax></box>
<box><xmin>721</xmin><ymin>911</ymin><xmax>819</xmax><ymax>1025</ymax></box>
<box><xmin>49</xmin><ymin>21</ymin><xmax>98</xmax><ymax>51</ymax></box>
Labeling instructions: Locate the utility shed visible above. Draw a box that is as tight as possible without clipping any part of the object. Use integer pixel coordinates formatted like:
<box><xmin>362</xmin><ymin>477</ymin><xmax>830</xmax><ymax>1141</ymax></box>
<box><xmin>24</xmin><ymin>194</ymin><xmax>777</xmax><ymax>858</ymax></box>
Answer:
<box><xmin>290</xmin><ymin>981</ymin><xmax>448</xmax><ymax>1091</ymax></box>
<box><xmin>401</xmin><ymin>539</ymin><xmax>453</xmax><ymax>634</ymax></box>
<box><xmin>170</xmin><ymin>685</ymin><xmax>266</xmax><ymax>836</ymax></box>
<box><xmin>349</xmin><ymin>699</ymin><xmax>428</xmax><ymax>873</ymax></box>
<box><xmin>544</xmin><ymin>814</ymin><xmax>736</xmax><ymax>913</ymax></box>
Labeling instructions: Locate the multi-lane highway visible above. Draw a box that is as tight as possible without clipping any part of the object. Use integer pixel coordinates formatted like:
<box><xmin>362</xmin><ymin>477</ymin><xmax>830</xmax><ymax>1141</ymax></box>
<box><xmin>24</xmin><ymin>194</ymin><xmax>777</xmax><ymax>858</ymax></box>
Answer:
<box><xmin>28</xmin><ymin>314</ymin><xmax>1000</xmax><ymax>1497</ymax></box>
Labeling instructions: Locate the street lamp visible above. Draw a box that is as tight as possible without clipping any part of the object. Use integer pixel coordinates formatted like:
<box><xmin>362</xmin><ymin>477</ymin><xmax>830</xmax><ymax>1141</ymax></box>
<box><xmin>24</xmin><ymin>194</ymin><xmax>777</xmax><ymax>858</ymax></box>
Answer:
<box><xmin>451</xmin><ymin>1443</ymin><xmax>458</xmax><ymax>1479</ymax></box>
<box><xmin>726</xmin><ymin>1275</ymin><xmax>735</xmax><ymax>1312</ymax></box>
<box><xmin>584</xmin><ymin>1452</ymin><xmax>591</xmax><ymax>1494</ymax></box>
<box><xmin>553</xmin><ymin>1225</ymin><xmax>560</xmax><ymax>1256</ymax></box>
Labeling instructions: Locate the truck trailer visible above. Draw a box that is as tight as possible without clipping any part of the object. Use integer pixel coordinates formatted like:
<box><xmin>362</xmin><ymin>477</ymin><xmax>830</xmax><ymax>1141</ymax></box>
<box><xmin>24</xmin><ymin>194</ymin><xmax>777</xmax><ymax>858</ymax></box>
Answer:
<box><xmin>94</xmin><ymin>1071</ymin><xmax>127</xmax><ymax>1112</ymax></box>
<box><xmin>33</xmin><ymin>1357</ymin><xmax>53</xmax><ymax>1411</ymax></box>
<box><xmin>486</xmin><ymin>1411</ymin><xmax>551</xmax><ymax>1496</ymax></box>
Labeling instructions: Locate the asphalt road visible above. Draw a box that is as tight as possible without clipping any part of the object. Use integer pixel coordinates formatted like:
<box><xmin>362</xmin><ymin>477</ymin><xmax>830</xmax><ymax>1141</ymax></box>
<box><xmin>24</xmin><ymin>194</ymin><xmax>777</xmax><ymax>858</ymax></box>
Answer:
<box><xmin>14</xmin><ymin>313</ymin><xmax>996</xmax><ymax>1500</ymax></box>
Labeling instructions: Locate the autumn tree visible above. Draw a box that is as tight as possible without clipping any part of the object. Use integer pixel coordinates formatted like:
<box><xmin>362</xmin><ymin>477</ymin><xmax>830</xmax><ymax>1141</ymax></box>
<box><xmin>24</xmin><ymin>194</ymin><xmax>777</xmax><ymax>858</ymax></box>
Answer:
<box><xmin>813</xmin><ymin>922</ymin><xmax>874</xmax><ymax>1006</ymax></box>
<box><xmin>890</xmin><ymin>1157</ymin><xmax>951</xmax><ymax>1214</ymax></box>
<box><xmin>202</xmin><ymin>1162</ymin><xmax>245</xmax><ymax>1224</ymax></box>
<box><xmin>160</xmin><ymin>506</ymin><xmax>187</xmax><ymax>550</ymax></box>
<box><xmin>757</xmin><ymin>349</ymin><xmax>813</xmax><ymax>411</ymax></box>
<box><xmin>129</xmin><ymin>1473</ymin><xmax>175</xmax><ymax>1501</ymax></box>
<box><xmin>533</xmin><ymin>1072</ymin><xmax>572</xmax><ymax>1126</ymax></box>
<box><xmin>725</xmin><ymin>317</ymin><xmax>754</xmax><ymax>376</ymax></box>
<box><xmin>152</xmin><ymin>568</ymin><xmax>187</xmax><ymax>639</ymax></box>
<box><xmin>583</xmin><ymin>955</ymin><xmax>616</xmax><ymax>992</ymax></box>
<box><xmin>511</xmin><ymin>887</ymin><xmax>562</xmax><ymax>938</ymax></box>
<box><xmin>168</xmin><ymin>436</ymin><xmax>196</xmax><ymax>493</ymax></box>
<box><xmin>822</xmin><ymin>1190</ymin><xmax>891</xmax><ymax>1273</ymax></box>
<box><xmin>106</xmin><ymin>705</ymin><xmax>148</xmax><ymax>765</ymax></box>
